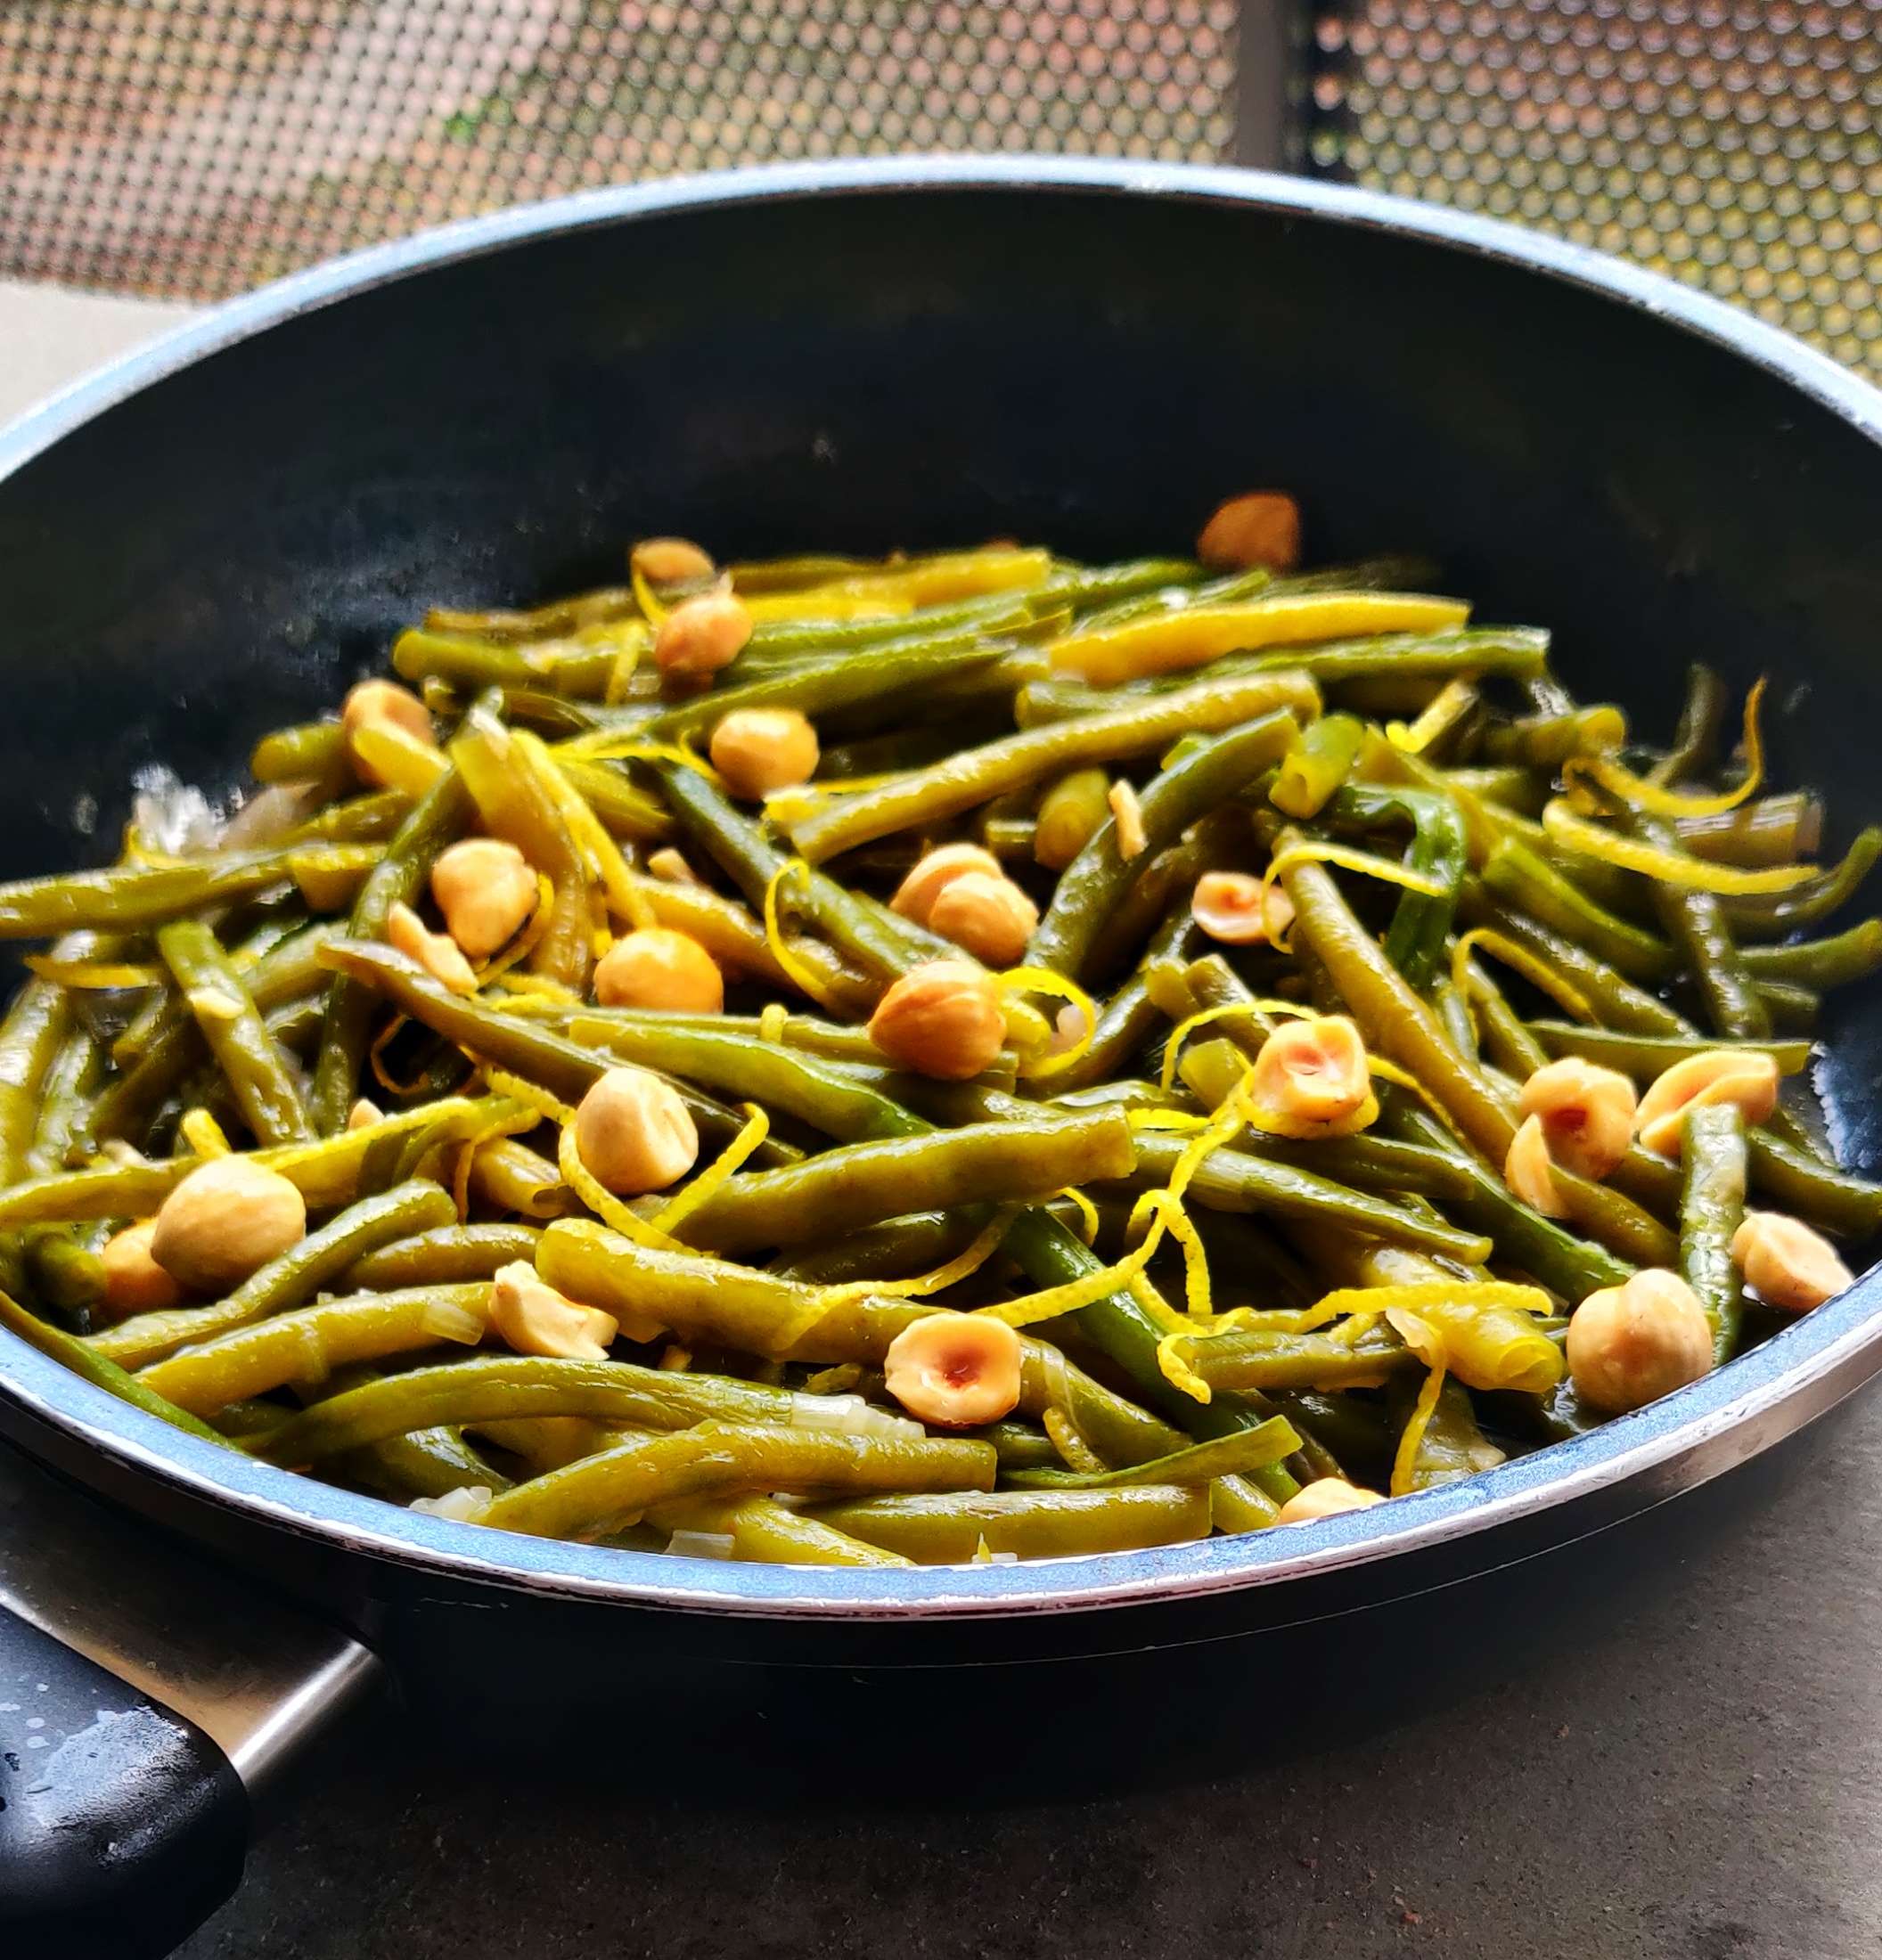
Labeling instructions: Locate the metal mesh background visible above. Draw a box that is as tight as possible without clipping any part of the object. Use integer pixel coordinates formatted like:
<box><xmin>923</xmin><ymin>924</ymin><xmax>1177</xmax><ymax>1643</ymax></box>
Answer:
<box><xmin>0</xmin><ymin>1</ymin><xmax>1239</xmax><ymax>299</ymax></box>
<box><xmin>1310</xmin><ymin>2</ymin><xmax>1882</xmax><ymax>377</ymax></box>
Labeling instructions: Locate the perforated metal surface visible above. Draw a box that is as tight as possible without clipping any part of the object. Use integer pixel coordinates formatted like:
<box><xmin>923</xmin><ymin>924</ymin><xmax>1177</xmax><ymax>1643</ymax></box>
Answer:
<box><xmin>1311</xmin><ymin>2</ymin><xmax>1882</xmax><ymax>377</ymax></box>
<box><xmin>0</xmin><ymin>0</ymin><xmax>1238</xmax><ymax>300</ymax></box>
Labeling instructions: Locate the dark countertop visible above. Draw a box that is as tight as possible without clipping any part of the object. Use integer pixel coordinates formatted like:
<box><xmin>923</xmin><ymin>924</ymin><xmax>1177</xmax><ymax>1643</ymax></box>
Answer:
<box><xmin>6</xmin><ymin>282</ymin><xmax>1879</xmax><ymax>1960</ymax></box>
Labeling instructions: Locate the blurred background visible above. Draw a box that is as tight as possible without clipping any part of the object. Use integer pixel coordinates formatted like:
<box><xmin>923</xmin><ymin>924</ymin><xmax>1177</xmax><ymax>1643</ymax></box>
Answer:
<box><xmin>1</xmin><ymin>1</ymin><xmax>1878</xmax><ymax>376</ymax></box>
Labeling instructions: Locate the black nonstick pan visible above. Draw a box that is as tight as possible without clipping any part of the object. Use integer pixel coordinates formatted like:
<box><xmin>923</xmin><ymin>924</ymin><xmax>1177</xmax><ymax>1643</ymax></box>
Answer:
<box><xmin>4</xmin><ymin>158</ymin><xmax>1882</xmax><ymax>1956</ymax></box>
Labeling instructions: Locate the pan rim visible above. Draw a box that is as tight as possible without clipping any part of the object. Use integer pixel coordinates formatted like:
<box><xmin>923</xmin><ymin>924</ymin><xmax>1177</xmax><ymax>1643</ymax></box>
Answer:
<box><xmin>4</xmin><ymin>153</ymin><xmax>1881</xmax><ymax>1621</ymax></box>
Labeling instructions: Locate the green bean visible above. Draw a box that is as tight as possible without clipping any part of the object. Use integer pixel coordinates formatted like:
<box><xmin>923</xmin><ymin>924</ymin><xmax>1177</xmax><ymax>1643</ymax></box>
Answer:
<box><xmin>1271</xmin><ymin>714</ymin><xmax>1366</xmax><ymax>820</ymax></box>
<box><xmin>651</xmin><ymin>635</ymin><xmax>1011</xmax><ymax>744</ymax></box>
<box><xmin>1481</xmin><ymin>839</ymin><xmax>1674</xmax><ymax>984</ymax></box>
<box><xmin>651</xmin><ymin>1495</ymin><xmax>912</xmax><ymax>1566</ymax></box>
<box><xmin>316</xmin><ymin>941</ymin><xmax>794</xmax><ymax>1160</ymax></box>
<box><xmin>1526</xmin><ymin>1020</ymin><xmax>1812</xmax><ymax>1078</ymax></box>
<box><xmin>478</xmin><ymin>1423</ymin><xmax>996</xmax><ymax>1541</ymax></box>
<box><xmin>567</xmin><ymin>1014</ymin><xmax>921</xmax><ymax>1144</ymax></box>
<box><xmin>1625</xmin><ymin>811</ymin><xmax>1770</xmax><ymax>1038</ymax></box>
<box><xmin>1678</xmin><ymin>793</ymin><xmax>1822</xmax><ymax>868</ymax></box>
<box><xmin>94</xmin><ymin>1180</ymin><xmax>460</xmax><ymax>1368</ymax></box>
<box><xmin>337</xmin><ymin>1427</ymin><xmax>512</xmax><ymax>1504</ymax></box>
<box><xmin>155</xmin><ymin>919</ymin><xmax>313</xmax><ymax>1144</ymax></box>
<box><xmin>1739</xmin><ymin>919</ymin><xmax>1882</xmax><ymax>990</ymax></box>
<box><xmin>0</xmin><ymin>1286</ymin><xmax>232</xmax><ymax>1446</ymax></box>
<box><xmin>1680</xmin><ymin>1103</ymin><xmax>1747</xmax><ymax>1367</ymax></box>
<box><xmin>971</xmin><ymin>1419</ymin><xmax>1064</xmax><ymax>1471</ymax></box>
<box><xmin>1079</xmin><ymin>812</ymin><xmax>1237</xmax><ymax>983</ymax></box>
<box><xmin>136</xmin><ymin>1281</ymin><xmax>490</xmax><ymax>1414</ymax></box>
<box><xmin>1454</xmin><ymin>881</ymin><xmax>1693</xmax><ymax>1035</ymax></box>
<box><xmin>285</xmin><ymin>788</ymin><xmax>413</xmax><ymax>846</ymax></box>
<box><xmin>809</xmin><ymin>1485</ymin><xmax>1210</xmax><ymax>1562</ymax></box>
<box><xmin>1170</xmin><ymin>1327</ymin><xmax>1417</xmax><ymax>1393</ymax></box>
<box><xmin>1027</xmin><ymin>712</ymin><xmax>1299</xmax><ymax>976</ymax></box>
<box><xmin>1240</xmin><ymin>1131</ymin><xmax>1480</xmax><ymax>1205</ymax></box>
<box><xmin>0</xmin><ymin>979</ymin><xmax>69</xmax><ymax>1181</ymax></box>
<box><xmin>1457</xmin><ymin>951</ymin><xmax>1549</xmax><ymax>1079</ymax></box>
<box><xmin>450</xmin><ymin>704</ymin><xmax>590</xmax><ymax>992</ymax></box>
<box><xmin>28</xmin><ymin>1025</ymin><xmax>108</xmax><ymax>1175</ymax></box>
<box><xmin>1649</xmin><ymin>663</ymin><xmax>1729</xmax><ymax>787</ymax></box>
<box><xmin>1746</xmin><ymin>1130</ymin><xmax>1882</xmax><ymax>1238</ymax></box>
<box><xmin>668</xmin><ymin>1110</ymin><xmax>1135</xmax><ymax>1255</ymax></box>
<box><xmin>1722</xmin><ymin>825</ymin><xmax>1882</xmax><ymax>936</ymax></box>
<box><xmin>20</xmin><ymin>1225</ymin><xmax>108</xmax><ymax>1317</ymax></box>
<box><xmin>309</xmin><ymin>767</ymin><xmax>470</xmax><ymax>1131</ymax></box>
<box><xmin>342</xmin><ymin>1221</ymin><xmax>544</xmax><ymax>1289</ymax></box>
<box><xmin>1034</xmin><ymin>767</ymin><xmax>1113</xmax><ymax>871</ymax></box>
<box><xmin>463</xmin><ymin>1136</ymin><xmax>567</xmax><ymax>1218</ymax></box>
<box><xmin>394</xmin><ymin>627</ymin><xmax>626</xmax><ymax>698</ymax></box>
<box><xmin>789</xmin><ymin>670</ymin><xmax>1321</xmax><ymax>862</ymax></box>
<box><xmin>425</xmin><ymin>584</ymin><xmax>636</xmax><ymax>641</ymax></box>
<box><xmin>1119</xmin><ymin>1131</ymin><xmax>1492</xmax><ymax>1264</ymax></box>
<box><xmin>816</xmin><ymin>717</ymin><xmax>992</xmax><ymax>783</ymax></box>
<box><xmin>1320</xmin><ymin>783</ymin><xmax>1469</xmax><ymax>989</ymax></box>
<box><xmin>776</xmin><ymin>1211</ymin><xmax>986</xmax><ymax>1286</ymax></box>
<box><xmin>251</xmin><ymin>722</ymin><xmax>348</xmax><ymax>787</ymax></box>
<box><xmin>1480</xmin><ymin>706</ymin><xmax>1626</xmax><ymax>766</ymax></box>
<box><xmin>550</xmin><ymin>758</ymin><xmax>672</xmax><ymax>843</ymax></box>
<box><xmin>1445</xmin><ymin>765</ymin><xmax>1551</xmax><ymax>817</ymax></box>
<box><xmin>245</xmin><ymin>1352</ymin><xmax>867</xmax><ymax>1464</ymax></box>
<box><xmin>0</xmin><ymin>1093</ymin><xmax>525</xmax><ymax>1226</ymax></box>
<box><xmin>0</xmin><ymin>845</ymin><xmax>381</xmax><ymax>938</ymax></box>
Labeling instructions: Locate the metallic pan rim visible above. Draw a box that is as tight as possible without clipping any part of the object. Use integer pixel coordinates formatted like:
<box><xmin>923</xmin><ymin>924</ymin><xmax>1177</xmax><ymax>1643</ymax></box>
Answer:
<box><xmin>4</xmin><ymin>157</ymin><xmax>1881</xmax><ymax>1624</ymax></box>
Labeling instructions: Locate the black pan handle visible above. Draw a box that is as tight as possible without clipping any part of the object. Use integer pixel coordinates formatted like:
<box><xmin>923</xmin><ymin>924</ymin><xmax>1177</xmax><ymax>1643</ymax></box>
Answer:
<box><xmin>0</xmin><ymin>1440</ymin><xmax>380</xmax><ymax>1955</ymax></box>
<box><xmin>0</xmin><ymin>1605</ymin><xmax>248</xmax><ymax>1955</ymax></box>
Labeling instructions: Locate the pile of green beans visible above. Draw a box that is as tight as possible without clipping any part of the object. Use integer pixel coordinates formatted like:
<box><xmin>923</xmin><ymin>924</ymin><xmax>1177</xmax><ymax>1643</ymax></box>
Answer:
<box><xmin>0</xmin><ymin>527</ymin><xmax>1876</xmax><ymax>1569</ymax></box>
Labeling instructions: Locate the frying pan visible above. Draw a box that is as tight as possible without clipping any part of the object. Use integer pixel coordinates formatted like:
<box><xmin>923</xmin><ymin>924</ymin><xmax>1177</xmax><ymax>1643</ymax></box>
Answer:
<box><xmin>4</xmin><ymin>158</ymin><xmax>1882</xmax><ymax>1956</ymax></box>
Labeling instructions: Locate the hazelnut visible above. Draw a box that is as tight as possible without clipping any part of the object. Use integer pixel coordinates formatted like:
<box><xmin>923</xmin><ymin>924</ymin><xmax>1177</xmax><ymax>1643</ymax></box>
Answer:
<box><xmin>1567</xmin><ymin>1269</ymin><xmax>1713</xmax><ymax>1414</ymax></box>
<box><xmin>430</xmin><ymin>838</ymin><xmax>539</xmax><ymax>960</ymax></box>
<box><xmin>1108</xmin><ymin>780</ymin><xmax>1147</xmax><ymax>860</ymax></box>
<box><xmin>1518</xmin><ymin>1058</ymin><xmax>1636</xmax><ymax>1180</ymax></box>
<box><xmin>1245</xmin><ymin>1016</ymin><xmax>1372</xmax><ymax>1133</ymax></box>
<box><xmin>340</xmin><ymin>679</ymin><xmax>435</xmax><ymax>786</ymax></box>
<box><xmin>653</xmin><ymin>591</ymin><xmax>753</xmax><ymax>681</ymax></box>
<box><xmin>927</xmin><ymin>870</ymin><xmax>1038</xmax><ymax>968</ymax></box>
<box><xmin>646</xmin><ymin>848</ymin><xmax>703</xmax><ymax>886</ymax></box>
<box><xmin>489</xmin><ymin>1262</ymin><xmax>618</xmax><ymax>1361</ymax></box>
<box><xmin>386</xmin><ymin>901</ymin><xmax>477</xmax><ymax>995</ymax></box>
<box><xmin>1731</xmin><ymin>1211</ymin><xmax>1853</xmax><ymax>1311</ymax></box>
<box><xmin>1197</xmin><ymin>490</ymin><xmax>1303</xmax><ymax>572</ymax></box>
<box><xmin>631</xmin><ymin>536</ymin><xmax>716</xmax><ymax>587</ymax></box>
<box><xmin>151</xmin><ymin>1158</ymin><xmax>307</xmax><ymax>1293</ymax></box>
<box><xmin>98</xmin><ymin>1220</ymin><xmax>184</xmax><ymax>1321</ymax></box>
<box><xmin>1635</xmin><ymin>1049</ymin><xmax>1780</xmax><ymax>1158</ymax></box>
<box><xmin>1274</xmin><ymin>1477</ymin><xmax>1385</xmax><ymax>1525</ymax></box>
<box><xmin>574</xmin><ymin>1066</ymin><xmax>700</xmax><ymax>1196</ymax></box>
<box><xmin>593</xmin><ymin>928</ymin><xmax>724</xmax><ymax>1013</ymax></box>
<box><xmin>890</xmin><ymin>843</ymin><xmax>1003</xmax><ymax>925</ymax></box>
<box><xmin>1191</xmin><ymin>871</ymin><xmax>1294</xmax><ymax>946</ymax></box>
<box><xmin>883</xmin><ymin>1311</ymin><xmax>1023</xmax><ymax>1426</ymax></box>
<box><xmin>1503</xmin><ymin>1112</ymin><xmax>1568</xmax><ymax>1218</ymax></box>
<box><xmin>867</xmin><ymin>961</ymin><xmax>1007</xmax><ymax>1081</ymax></box>
<box><xmin>348</xmin><ymin>1098</ymin><xmax>383</xmax><ymax>1131</ymax></box>
<box><xmin>708</xmin><ymin>707</ymin><xmax>820</xmax><ymax>800</ymax></box>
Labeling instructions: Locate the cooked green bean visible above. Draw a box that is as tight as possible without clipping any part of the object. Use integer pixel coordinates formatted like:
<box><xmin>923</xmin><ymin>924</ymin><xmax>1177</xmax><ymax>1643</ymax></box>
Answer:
<box><xmin>1525</xmin><ymin>1020</ymin><xmax>1812</xmax><ymax>1078</ymax></box>
<box><xmin>0</xmin><ymin>845</ymin><xmax>381</xmax><ymax>937</ymax></box>
<box><xmin>1480</xmin><ymin>839</ymin><xmax>1674</xmax><ymax>984</ymax></box>
<box><xmin>789</xmin><ymin>669</ymin><xmax>1321</xmax><ymax>862</ymax></box>
<box><xmin>157</xmin><ymin>918</ymin><xmax>314</xmax><ymax>1144</ymax></box>
<box><xmin>1629</xmin><ymin>810</ymin><xmax>1770</xmax><ymax>1038</ymax></box>
<box><xmin>1034</xmin><ymin>767</ymin><xmax>1113</xmax><ymax>870</ymax></box>
<box><xmin>342</xmin><ymin>1221</ymin><xmax>544</xmax><ymax>1289</ymax></box>
<box><xmin>808</xmin><ymin>1486</ymin><xmax>1210</xmax><ymax>1562</ymax></box>
<box><xmin>0</xmin><ymin>979</ymin><xmax>68</xmax><ymax>1181</ymax></box>
<box><xmin>1479</xmin><ymin>705</ymin><xmax>1625</xmax><ymax>766</ymax></box>
<box><xmin>1739</xmin><ymin>919</ymin><xmax>1882</xmax><ymax>990</ymax></box>
<box><xmin>479</xmin><ymin>1424</ymin><xmax>997</xmax><ymax>1541</ymax></box>
<box><xmin>137</xmin><ymin>1281</ymin><xmax>490</xmax><ymax>1414</ymax></box>
<box><xmin>667</xmin><ymin>1111</ymin><xmax>1134</xmax><ymax>1255</ymax></box>
<box><xmin>1678</xmin><ymin>792</ymin><xmax>1822</xmax><ymax>867</ymax></box>
<box><xmin>1682</xmin><ymin>1103</ymin><xmax>1748</xmax><ymax>1367</ymax></box>
<box><xmin>651</xmin><ymin>1494</ymin><xmax>913</xmax><ymax>1566</ymax></box>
